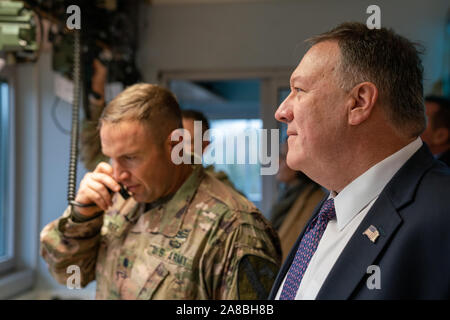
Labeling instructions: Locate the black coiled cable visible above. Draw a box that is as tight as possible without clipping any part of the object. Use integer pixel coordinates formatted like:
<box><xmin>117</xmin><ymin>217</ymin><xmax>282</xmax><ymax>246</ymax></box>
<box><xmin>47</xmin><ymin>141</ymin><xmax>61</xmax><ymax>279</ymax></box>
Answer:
<box><xmin>67</xmin><ymin>30</ymin><xmax>81</xmax><ymax>208</ymax></box>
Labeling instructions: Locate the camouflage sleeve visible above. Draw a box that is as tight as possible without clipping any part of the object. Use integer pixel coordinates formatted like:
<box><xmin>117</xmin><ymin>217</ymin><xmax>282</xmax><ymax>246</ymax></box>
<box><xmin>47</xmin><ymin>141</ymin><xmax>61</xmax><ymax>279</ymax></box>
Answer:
<box><xmin>40</xmin><ymin>206</ymin><xmax>104</xmax><ymax>288</ymax></box>
<box><xmin>202</xmin><ymin>210</ymin><xmax>282</xmax><ymax>300</ymax></box>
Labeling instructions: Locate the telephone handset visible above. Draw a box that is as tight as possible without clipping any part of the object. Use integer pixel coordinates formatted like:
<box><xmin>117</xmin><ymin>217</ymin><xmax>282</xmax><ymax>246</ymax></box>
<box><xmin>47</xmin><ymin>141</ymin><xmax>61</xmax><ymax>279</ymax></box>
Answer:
<box><xmin>115</xmin><ymin>183</ymin><xmax>132</xmax><ymax>200</ymax></box>
<box><xmin>70</xmin><ymin>183</ymin><xmax>131</xmax><ymax>208</ymax></box>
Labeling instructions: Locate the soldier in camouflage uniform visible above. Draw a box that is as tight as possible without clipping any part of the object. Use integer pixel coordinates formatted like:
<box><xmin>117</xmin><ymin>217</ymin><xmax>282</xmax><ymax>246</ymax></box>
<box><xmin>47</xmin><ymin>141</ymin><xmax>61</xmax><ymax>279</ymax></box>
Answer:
<box><xmin>40</xmin><ymin>83</ymin><xmax>281</xmax><ymax>299</ymax></box>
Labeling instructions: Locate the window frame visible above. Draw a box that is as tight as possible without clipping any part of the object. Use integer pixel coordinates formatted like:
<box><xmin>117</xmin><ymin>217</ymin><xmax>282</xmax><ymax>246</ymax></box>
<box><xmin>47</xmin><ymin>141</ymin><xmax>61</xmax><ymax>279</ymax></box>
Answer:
<box><xmin>0</xmin><ymin>69</ymin><xmax>16</xmax><ymax>275</ymax></box>
<box><xmin>0</xmin><ymin>64</ymin><xmax>35</xmax><ymax>300</ymax></box>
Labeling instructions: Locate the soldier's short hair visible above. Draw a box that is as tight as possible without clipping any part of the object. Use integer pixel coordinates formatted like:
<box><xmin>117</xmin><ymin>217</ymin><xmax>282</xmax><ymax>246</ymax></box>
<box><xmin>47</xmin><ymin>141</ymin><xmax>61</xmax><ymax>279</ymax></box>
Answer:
<box><xmin>99</xmin><ymin>83</ymin><xmax>182</xmax><ymax>145</ymax></box>
<box><xmin>181</xmin><ymin>109</ymin><xmax>210</xmax><ymax>134</ymax></box>
<box><xmin>307</xmin><ymin>22</ymin><xmax>426</xmax><ymax>138</ymax></box>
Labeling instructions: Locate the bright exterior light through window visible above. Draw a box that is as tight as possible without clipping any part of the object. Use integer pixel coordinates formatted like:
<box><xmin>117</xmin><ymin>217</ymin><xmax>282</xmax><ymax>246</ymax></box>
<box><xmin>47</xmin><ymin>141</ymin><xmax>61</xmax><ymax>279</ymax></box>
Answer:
<box><xmin>204</xmin><ymin>119</ymin><xmax>263</xmax><ymax>205</ymax></box>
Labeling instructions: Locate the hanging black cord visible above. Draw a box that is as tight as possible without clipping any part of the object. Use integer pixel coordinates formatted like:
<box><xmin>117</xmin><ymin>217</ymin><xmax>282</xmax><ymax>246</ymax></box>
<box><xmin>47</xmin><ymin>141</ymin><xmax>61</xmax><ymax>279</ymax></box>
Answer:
<box><xmin>67</xmin><ymin>30</ymin><xmax>81</xmax><ymax>207</ymax></box>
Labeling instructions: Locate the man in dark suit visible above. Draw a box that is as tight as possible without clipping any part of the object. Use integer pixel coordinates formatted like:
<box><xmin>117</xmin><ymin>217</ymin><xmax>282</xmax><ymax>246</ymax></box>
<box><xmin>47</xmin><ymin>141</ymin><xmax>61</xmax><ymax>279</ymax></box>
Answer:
<box><xmin>270</xmin><ymin>22</ymin><xmax>450</xmax><ymax>299</ymax></box>
<box><xmin>421</xmin><ymin>95</ymin><xmax>450</xmax><ymax>166</ymax></box>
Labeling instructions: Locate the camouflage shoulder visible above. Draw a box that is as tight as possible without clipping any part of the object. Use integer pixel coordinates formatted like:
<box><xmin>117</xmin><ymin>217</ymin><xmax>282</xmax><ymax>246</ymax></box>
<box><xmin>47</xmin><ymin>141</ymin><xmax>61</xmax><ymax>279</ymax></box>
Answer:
<box><xmin>204</xmin><ymin>166</ymin><xmax>242</xmax><ymax>193</ymax></box>
<box><xmin>198</xmin><ymin>172</ymin><xmax>257</xmax><ymax>214</ymax></box>
<box><xmin>205</xmin><ymin>166</ymin><xmax>231</xmax><ymax>183</ymax></box>
<box><xmin>197</xmin><ymin>173</ymin><xmax>280</xmax><ymax>244</ymax></box>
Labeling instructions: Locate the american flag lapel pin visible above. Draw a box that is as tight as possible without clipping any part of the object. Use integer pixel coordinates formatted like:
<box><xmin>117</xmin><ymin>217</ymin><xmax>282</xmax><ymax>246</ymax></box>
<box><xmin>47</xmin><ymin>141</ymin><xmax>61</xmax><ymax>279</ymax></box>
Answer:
<box><xmin>363</xmin><ymin>225</ymin><xmax>380</xmax><ymax>243</ymax></box>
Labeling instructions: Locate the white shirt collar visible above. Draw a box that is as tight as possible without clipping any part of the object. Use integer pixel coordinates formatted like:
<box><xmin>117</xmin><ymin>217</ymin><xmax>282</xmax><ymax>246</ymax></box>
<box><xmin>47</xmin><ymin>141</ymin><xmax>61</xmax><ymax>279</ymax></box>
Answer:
<box><xmin>329</xmin><ymin>137</ymin><xmax>423</xmax><ymax>231</ymax></box>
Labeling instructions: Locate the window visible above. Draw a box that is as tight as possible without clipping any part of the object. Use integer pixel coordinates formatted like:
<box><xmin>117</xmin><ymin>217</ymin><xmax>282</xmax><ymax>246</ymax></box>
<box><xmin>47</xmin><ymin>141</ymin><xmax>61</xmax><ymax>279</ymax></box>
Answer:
<box><xmin>169</xmin><ymin>78</ymin><xmax>264</xmax><ymax>209</ymax></box>
<box><xmin>0</xmin><ymin>80</ymin><xmax>13</xmax><ymax>274</ymax></box>
<box><xmin>0</xmin><ymin>65</ymin><xmax>38</xmax><ymax>299</ymax></box>
<box><xmin>205</xmin><ymin>119</ymin><xmax>263</xmax><ymax>205</ymax></box>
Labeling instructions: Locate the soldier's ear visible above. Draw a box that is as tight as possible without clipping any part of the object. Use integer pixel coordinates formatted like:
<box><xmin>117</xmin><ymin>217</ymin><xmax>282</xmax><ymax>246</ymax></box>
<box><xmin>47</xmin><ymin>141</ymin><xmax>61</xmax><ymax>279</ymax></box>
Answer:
<box><xmin>166</xmin><ymin>128</ymin><xmax>190</xmax><ymax>158</ymax></box>
<box><xmin>202</xmin><ymin>140</ymin><xmax>210</xmax><ymax>153</ymax></box>
<box><xmin>168</xmin><ymin>128</ymin><xmax>185</xmax><ymax>145</ymax></box>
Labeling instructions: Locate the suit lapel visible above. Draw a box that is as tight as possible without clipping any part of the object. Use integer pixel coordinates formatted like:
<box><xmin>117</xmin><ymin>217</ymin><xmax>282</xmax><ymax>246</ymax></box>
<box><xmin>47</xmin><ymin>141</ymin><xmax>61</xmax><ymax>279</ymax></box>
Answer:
<box><xmin>316</xmin><ymin>192</ymin><xmax>402</xmax><ymax>299</ymax></box>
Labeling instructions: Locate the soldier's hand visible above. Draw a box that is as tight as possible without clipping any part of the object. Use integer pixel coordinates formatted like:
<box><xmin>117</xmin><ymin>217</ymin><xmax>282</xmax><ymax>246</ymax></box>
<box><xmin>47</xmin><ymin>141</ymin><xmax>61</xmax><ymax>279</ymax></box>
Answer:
<box><xmin>74</xmin><ymin>162</ymin><xmax>121</xmax><ymax>217</ymax></box>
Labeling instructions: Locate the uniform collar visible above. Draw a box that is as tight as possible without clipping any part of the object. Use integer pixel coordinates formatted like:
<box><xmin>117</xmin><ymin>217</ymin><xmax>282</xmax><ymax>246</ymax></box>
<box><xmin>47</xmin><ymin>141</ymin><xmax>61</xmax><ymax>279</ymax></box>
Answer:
<box><xmin>149</xmin><ymin>165</ymin><xmax>205</xmax><ymax>237</ymax></box>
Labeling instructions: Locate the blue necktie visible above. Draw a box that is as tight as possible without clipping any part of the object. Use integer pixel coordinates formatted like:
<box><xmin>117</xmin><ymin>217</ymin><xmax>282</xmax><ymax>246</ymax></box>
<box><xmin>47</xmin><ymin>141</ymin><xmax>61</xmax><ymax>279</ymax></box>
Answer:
<box><xmin>279</xmin><ymin>198</ymin><xmax>336</xmax><ymax>300</ymax></box>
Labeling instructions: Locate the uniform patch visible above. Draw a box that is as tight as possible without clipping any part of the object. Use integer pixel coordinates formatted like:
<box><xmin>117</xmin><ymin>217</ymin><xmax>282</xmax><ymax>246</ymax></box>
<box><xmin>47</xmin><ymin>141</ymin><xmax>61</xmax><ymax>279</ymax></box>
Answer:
<box><xmin>176</xmin><ymin>229</ymin><xmax>190</xmax><ymax>239</ymax></box>
<box><xmin>170</xmin><ymin>240</ymin><xmax>182</xmax><ymax>248</ymax></box>
<box><xmin>237</xmin><ymin>255</ymin><xmax>279</xmax><ymax>300</ymax></box>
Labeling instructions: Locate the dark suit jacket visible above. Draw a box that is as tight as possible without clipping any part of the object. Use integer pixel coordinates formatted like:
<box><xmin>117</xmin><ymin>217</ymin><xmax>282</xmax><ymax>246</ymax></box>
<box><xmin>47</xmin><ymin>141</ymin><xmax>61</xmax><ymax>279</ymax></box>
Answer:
<box><xmin>269</xmin><ymin>144</ymin><xmax>450</xmax><ymax>299</ymax></box>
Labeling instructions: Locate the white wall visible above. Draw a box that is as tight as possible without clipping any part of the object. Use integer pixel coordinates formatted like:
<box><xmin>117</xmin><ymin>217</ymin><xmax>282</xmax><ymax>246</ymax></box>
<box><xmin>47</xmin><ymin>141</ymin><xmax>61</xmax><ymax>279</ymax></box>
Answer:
<box><xmin>138</xmin><ymin>0</ymin><xmax>449</xmax><ymax>94</ymax></box>
<box><xmin>14</xmin><ymin>51</ymin><xmax>92</xmax><ymax>295</ymax></box>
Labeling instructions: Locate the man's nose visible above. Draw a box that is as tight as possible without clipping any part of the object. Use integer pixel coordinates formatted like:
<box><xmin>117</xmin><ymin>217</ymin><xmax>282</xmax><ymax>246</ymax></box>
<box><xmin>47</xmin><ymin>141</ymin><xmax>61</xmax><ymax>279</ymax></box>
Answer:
<box><xmin>111</xmin><ymin>161</ymin><xmax>129</xmax><ymax>182</ymax></box>
<box><xmin>274</xmin><ymin>96</ymin><xmax>293</xmax><ymax>124</ymax></box>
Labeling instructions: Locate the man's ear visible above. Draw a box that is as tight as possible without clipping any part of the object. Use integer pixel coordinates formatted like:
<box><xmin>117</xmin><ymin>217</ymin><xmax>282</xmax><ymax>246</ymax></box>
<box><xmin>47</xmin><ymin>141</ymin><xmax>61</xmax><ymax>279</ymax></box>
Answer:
<box><xmin>165</xmin><ymin>128</ymin><xmax>186</xmax><ymax>154</ymax></box>
<box><xmin>202</xmin><ymin>140</ymin><xmax>210</xmax><ymax>153</ymax></box>
<box><xmin>347</xmin><ymin>82</ymin><xmax>378</xmax><ymax>126</ymax></box>
<box><xmin>431</xmin><ymin>127</ymin><xmax>449</xmax><ymax>146</ymax></box>
<box><xmin>169</xmin><ymin>128</ymin><xmax>184</xmax><ymax>143</ymax></box>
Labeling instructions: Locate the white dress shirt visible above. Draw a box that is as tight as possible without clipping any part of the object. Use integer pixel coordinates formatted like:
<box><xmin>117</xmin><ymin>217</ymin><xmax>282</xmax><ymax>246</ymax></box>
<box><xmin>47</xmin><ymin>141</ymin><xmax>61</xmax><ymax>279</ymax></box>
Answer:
<box><xmin>276</xmin><ymin>137</ymin><xmax>423</xmax><ymax>300</ymax></box>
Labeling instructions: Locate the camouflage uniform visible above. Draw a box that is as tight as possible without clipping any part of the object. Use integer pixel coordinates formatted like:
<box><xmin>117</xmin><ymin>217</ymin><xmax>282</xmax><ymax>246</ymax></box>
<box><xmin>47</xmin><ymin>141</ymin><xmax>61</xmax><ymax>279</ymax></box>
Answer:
<box><xmin>40</xmin><ymin>165</ymin><xmax>281</xmax><ymax>299</ymax></box>
<box><xmin>204</xmin><ymin>164</ymin><xmax>241</xmax><ymax>192</ymax></box>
